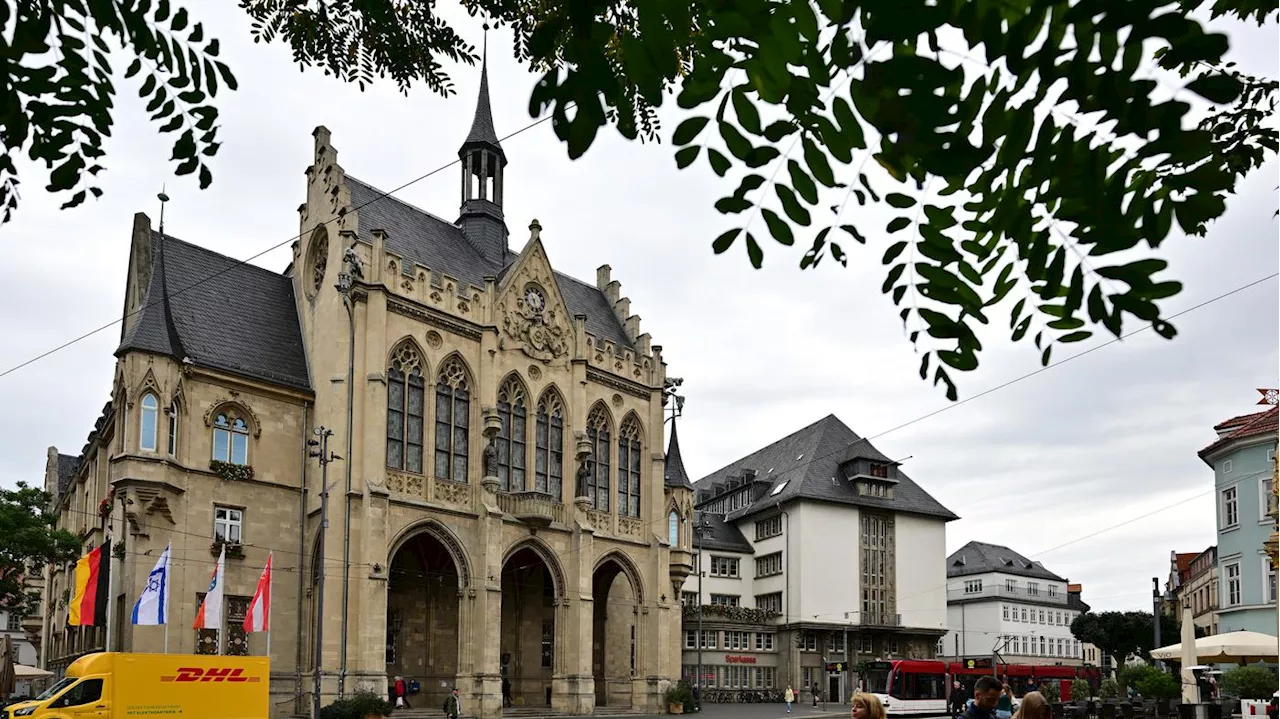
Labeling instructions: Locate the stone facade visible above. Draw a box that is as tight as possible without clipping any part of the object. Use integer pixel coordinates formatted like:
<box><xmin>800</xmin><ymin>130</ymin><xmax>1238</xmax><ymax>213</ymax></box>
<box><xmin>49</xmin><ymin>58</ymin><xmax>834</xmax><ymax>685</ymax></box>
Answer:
<box><xmin>39</xmin><ymin>62</ymin><xmax>693</xmax><ymax>718</ymax></box>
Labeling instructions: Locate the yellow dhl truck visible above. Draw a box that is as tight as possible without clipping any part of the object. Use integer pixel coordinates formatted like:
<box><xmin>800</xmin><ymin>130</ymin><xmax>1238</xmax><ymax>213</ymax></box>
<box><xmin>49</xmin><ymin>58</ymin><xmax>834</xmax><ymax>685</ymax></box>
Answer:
<box><xmin>3</xmin><ymin>652</ymin><xmax>269</xmax><ymax>719</ymax></box>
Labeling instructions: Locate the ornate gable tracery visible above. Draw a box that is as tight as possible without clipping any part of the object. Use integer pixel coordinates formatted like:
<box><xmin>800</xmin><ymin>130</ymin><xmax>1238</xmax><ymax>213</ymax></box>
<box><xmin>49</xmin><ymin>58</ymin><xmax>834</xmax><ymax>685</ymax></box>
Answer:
<box><xmin>496</xmin><ymin>221</ymin><xmax>572</xmax><ymax>363</ymax></box>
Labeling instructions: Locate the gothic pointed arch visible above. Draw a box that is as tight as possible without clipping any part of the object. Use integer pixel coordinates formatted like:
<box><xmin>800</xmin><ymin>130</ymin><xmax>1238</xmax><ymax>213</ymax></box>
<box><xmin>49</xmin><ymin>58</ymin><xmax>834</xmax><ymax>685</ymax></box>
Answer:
<box><xmin>434</xmin><ymin>353</ymin><xmax>473</xmax><ymax>484</ymax></box>
<box><xmin>386</xmin><ymin>338</ymin><xmax>429</xmax><ymax>473</ymax></box>
<box><xmin>135</xmin><ymin>367</ymin><xmax>162</xmax><ymax>401</ymax></box>
<box><xmin>594</xmin><ymin>549</ymin><xmax>646</xmax><ymax>605</ymax></box>
<box><xmin>534</xmin><ymin>385</ymin><xmax>567</xmax><ymax>499</ymax></box>
<box><xmin>204</xmin><ymin>400</ymin><xmax>257</xmax><ymax>466</ymax></box>
<box><xmin>387</xmin><ymin>518</ymin><xmax>473</xmax><ymax>589</ymax></box>
<box><xmin>502</xmin><ymin>536</ymin><xmax>567</xmax><ymax>598</ymax></box>
<box><xmin>496</xmin><ymin>373</ymin><xmax>529</xmax><ymax>492</ymax></box>
<box><xmin>586</xmin><ymin>402</ymin><xmax>614</xmax><ymax>511</ymax></box>
<box><xmin>617</xmin><ymin>412</ymin><xmax>644</xmax><ymax>518</ymax></box>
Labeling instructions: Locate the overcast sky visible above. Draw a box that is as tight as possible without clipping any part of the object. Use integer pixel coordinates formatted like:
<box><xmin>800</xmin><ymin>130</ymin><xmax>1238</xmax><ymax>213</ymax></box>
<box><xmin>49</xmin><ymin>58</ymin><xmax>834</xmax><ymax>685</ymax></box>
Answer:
<box><xmin>1</xmin><ymin>6</ymin><xmax>1275</xmax><ymax>615</ymax></box>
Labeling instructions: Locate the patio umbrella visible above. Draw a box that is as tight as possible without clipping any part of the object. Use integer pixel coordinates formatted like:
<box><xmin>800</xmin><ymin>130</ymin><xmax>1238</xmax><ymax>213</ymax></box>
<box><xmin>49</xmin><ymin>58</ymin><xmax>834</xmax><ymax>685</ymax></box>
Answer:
<box><xmin>1151</xmin><ymin>630</ymin><xmax>1280</xmax><ymax>664</ymax></box>
<box><xmin>13</xmin><ymin>664</ymin><xmax>52</xmax><ymax>679</ymax></box>
<box><xmin>0</xmin><ymin>634</ymin><xmax>15</xmax><ymax>700</ymax></box>
<box><xmin>1179</xmin><ymin>606</ymin><xmax>1198</xmax><ymax>704</ymax></box>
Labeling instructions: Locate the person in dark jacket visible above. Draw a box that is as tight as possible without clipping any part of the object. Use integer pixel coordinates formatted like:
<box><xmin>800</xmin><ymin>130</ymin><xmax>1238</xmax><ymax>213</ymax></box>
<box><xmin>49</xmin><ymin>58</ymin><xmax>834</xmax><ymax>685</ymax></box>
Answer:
<box><xmin>443</xmin><ymin>687</ymin><xmax>461</xmax><ymax>719</ymax></box>
<box><xmin>963</xmin><ymin>676</ymin><xmax>1004</xmax><ymax>719</ymax></box>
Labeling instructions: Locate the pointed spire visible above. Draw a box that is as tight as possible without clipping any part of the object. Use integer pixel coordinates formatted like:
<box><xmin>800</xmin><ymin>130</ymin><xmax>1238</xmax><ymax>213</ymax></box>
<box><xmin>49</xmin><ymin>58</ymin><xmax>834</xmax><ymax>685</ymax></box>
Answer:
<box><xmin>460</xmin><ymin>23</ymin><xmax>504</xmax><ymax>158</ymax></box>
<box><xmin>664</xmin><ymin>417</ymin><xmax>694</xmax><ymax>489</ymax></box>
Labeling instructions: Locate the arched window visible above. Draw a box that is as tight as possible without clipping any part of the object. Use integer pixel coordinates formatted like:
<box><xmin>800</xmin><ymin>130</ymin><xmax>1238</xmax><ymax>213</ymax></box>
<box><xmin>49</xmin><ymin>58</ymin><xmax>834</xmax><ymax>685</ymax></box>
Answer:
<box><xmin>586</xmin><ymin>406</ymin><xmax>611</xmax><ymax>511</ymax></box>
<box><xmin>668</xmin><ymin>510</ymin><xmax>679</xmax><ymax>546</ymax></box>
<box><xmin>386</xmin><ymin>342</ymin><xmax>426</xmax><ymax>473</ymax></box>
<box><xmin>434</xmin><ymin>357</ymin><xmax>471</xmax><ymax>483</ymax></box>
<box><xmin>496</xmin><ymin>376</ymin><xmax>527</xmax><ymax>492</ymax></box>
<box><xmin>167</xmin><ymin>402</ymin><xmax>179</xmax><ymax>456</ymax></box>
<box><xmin>617</xmin><ymin>415</ymin><xmax>643</xmax><ymax>518</ymax></box>
<box><xmin>212</xmin><ymin>413</ymin><xmax>249</xmax><ymax>465</ymax></box>
<box><xmin>535</xmin><ymin>390</ymin><xmax>565</xmax><ymax>500</ymax></box>
<box><xmin>139</xmin><ymin>394</ymin><xmax>159</xmax><ymax>451</ymax></box>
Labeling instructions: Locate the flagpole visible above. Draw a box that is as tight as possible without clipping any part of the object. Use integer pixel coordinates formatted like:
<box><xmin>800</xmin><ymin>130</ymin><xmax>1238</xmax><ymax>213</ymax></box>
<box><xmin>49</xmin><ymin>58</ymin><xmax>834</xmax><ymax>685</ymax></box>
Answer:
<box><xmin>105</xmin><ymin>531</ymin><xmax>115</xmax><ymax>652</ymax></box>
<box><xmin>266</xmin><ymin>553</ymin><xmax>273</xmax><ymax>659</ymax></box>
<box><xmin>163</xmin><ymin>548</ymin><xmax>170</xmax><ymax>654</ymax></box>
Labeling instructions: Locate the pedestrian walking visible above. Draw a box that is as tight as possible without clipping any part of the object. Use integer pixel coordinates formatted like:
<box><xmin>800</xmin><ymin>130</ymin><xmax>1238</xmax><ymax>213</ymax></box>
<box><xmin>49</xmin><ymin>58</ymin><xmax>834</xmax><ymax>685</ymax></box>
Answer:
<box><xmin>392</xmin><ymin>675</ymin><xmax>409</xmax><ymax>710</ymax></box>
<box><xmin>443</xmin><ymin>687</ymin><xmax>461</xmax><ymax>719</ymax></box>
<box><xmin>785</xmin><ymin>685</ymin><xmax>795</xmax><ymax>712</ymax></box>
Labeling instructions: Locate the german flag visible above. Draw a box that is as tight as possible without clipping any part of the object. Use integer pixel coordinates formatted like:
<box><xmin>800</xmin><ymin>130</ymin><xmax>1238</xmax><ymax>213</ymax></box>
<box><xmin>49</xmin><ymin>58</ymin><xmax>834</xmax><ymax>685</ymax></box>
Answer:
<box><xmin>68</xmin><ymin>539</ymin><xmax>111</xmax><ymax>627</ymax></box>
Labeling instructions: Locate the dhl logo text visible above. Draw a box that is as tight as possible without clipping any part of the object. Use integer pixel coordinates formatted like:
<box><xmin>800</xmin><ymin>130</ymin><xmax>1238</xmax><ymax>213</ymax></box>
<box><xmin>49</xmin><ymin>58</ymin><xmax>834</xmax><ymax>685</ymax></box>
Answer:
<box><xmin>160</xmin><ymin>667</ymin><xmax>261</xmax><ymax>683</ymax></box>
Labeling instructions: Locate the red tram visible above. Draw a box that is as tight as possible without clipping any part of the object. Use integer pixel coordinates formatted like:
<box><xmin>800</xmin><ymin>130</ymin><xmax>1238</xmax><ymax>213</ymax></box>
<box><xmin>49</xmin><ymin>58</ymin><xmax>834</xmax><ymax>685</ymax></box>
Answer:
<box><xmin>862</xmin><ymin>660</ymin><xmax>1102</xmax><ymax>716</ymax></box>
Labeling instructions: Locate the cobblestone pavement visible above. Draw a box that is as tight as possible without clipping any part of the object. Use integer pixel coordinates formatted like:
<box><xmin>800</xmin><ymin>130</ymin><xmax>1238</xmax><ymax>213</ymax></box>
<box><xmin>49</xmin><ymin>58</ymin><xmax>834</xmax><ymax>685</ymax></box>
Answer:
<box><xmin>623</xmin><ymin>703</ymin><xmax>852</xmax><ymax>719</ymax></box>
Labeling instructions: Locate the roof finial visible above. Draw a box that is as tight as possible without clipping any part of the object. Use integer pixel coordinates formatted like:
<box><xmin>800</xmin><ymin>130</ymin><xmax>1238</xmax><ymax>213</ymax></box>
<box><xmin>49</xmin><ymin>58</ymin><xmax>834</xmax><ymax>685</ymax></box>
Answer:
<box><xmin>482</xmin><ymin>21</ymin><xmax>489</xmax><ymax>65</ymax></box>
<box><xmin>157</xmin><ymin>185</ymin><xmax>170</xmax><ymax>235</ymax></box>
<box><xmin>459</xmin><ymin>19</ymin><xmax>504</xmax><ymax>158</ymax></box>
<box><xmin>529</xmin><ymin>218</ymin><xmax>542</xmax><ymax>241</ymax></box>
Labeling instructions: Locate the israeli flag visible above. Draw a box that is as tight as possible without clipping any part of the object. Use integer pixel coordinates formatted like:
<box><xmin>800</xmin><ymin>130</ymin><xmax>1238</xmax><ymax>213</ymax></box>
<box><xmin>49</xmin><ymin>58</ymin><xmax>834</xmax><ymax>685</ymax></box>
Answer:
<box><xmin>131</xmin><ymin>542</ymin><xmax>171</xmax><ymax>625</ymax></box>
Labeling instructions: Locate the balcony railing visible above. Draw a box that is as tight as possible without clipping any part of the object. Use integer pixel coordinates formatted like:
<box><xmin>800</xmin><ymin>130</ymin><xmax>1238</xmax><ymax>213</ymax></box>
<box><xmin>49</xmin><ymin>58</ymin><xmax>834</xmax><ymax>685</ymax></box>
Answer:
<box><xmin>947</xmin><ymin>585</ymin><xmax>1069</xmax><ymax>604</ymax></box>
<box><xmin>495</xmin><ymin>491</ymin><xmax>565</xmax><ymax>526</ymax></box>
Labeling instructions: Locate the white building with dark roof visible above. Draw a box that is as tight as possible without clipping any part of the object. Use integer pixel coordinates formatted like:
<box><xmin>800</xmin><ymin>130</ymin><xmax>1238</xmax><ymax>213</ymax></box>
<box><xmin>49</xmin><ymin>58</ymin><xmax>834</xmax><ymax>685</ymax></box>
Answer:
<box><xmin>941</xmin><ymin>542</ymin><xmax>1085</xmax><ymax>667</ymax></box>
<box><xmin>678</xmin><ymin>414</ymin><xmax>957</xmax><ymax>704</ymax></box>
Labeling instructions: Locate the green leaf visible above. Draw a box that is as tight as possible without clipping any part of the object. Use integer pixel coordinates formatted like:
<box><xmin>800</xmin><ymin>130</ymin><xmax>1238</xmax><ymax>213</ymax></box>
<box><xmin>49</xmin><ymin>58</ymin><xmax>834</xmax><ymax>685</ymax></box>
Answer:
<box><xmin>886</xmin><ymin>193</ymin><xmax>916</xmax><ymax>209</ymax></box>
<box><xmin>675</xmin><ymin>146</ymin><xmax>700</xmax><ymax>169</ymax></box>
<box><xmin>732</xmin><ymin>90</ymin><xmax>762</xmax><ymax>135</ymax></box>
<box><xmin>745</xmin><ymin>233</ymin><xmax>764</xmax><ymax>268</ymax></box>
<box><xmin>673</xmin><ymin>117</ymin><xmax>709</xmax><ymax>146</ymax></box>
<box><xmin>761</xmin><ymin>209</ymin><xmax>794</xmax><ymax>246</ymax></box>
<box><xmin>883</xmin><ymin>241</ymin><xmax>908</xmax><ymax>264</ymax></box>
<box><xmin>1058</xmin><ymin>331</ymin><xmax>1092</xmax><ymax>343</ymax></box>
<box><xmin>788</xmin><ymin>161</ymin><xmax>818</xmax><ymax>204</ymax></box>
<box><xmin>712</xmin><ymin>229</ymin><xmax>741</xmax><ymax>254</ymax></box>
<box><xmin>1185</xmin><ymin>74</ymin><xmax>1243</xmax><ymax>104</ymax></box>
<box><xmin>803</xmin><ymin>137</ymin><xmax>837</xmax><ymax>187</ymax></box>
<box><xmin>887</xmin><ymin>217</ymin><xmax>911</xmax><ymax>233</ymax></box>
<box><xmin>125</xmin><ymin>60</ymin><xmax>142</xmax><ymax>79</ymax></box>
<box><xmin>720</xmin><ymin>122</ymin><xmax>753</xmax><ymax>161</ymax></box>
<box><xmin>763</xmin><ymin>121</ymin><xmax>797</xmax><ymax>143</ymax></box>
<box><xmin>744</xmin><ymin>146</ymin><xmax>781</xmax><ymax>168</ymax></box>
<box><xmin>140</xmin><ymin>74</ymin><xmax>157</xmax><ymax>97</ymax></box>
<box><xmin>774</xmin><ymin>185</ymin><xmax>812</xmax><ymax>225</ymax></box>
<box><xmin>715</xmin><ymin>196</ymin><xmax>753</xmax><ymax>214</ymax></box>
<box><xmin>707</xmin><ymin>149</ymin><xmax>731</xmax><ymax>177</ymax></box>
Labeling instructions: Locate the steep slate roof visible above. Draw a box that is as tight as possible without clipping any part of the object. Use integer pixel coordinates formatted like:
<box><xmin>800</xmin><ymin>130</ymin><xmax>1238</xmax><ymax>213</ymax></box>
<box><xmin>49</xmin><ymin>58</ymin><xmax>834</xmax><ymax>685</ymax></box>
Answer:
<box><xmin>947</xmin><ymin>541</ymin><xmax>1066</xmax><ymax>582</ymax></box>
<box><xmin>694</xmin><ymin>414</ymin><xmax>957</xmax><ymax>522</ymax></box>
<box><xmin>1198</xmin><ymin>406</ymin><xmax>1277</xmax><ymax>462</ymax></box>
<box><xmin>344</xmin><ymin>178</ymin><xmax>634</xmax><ymax>350</ymax></box>
<box><xmin>693</xmin><ymin>512</ymin><xmax>754</xmax><ymax>553</ymax></box>
<box><xmin>117</xmin><ymin>230</ymin><xmax>311</xmax><ymax>390</ymax></box>
<box><xmin>664</xmin><ymin>418</ymin><xmax>693</xmax><ymax>489</ymax></box>
<box><xmin>56</xmin><ymin>453</ymin><xmax>79</xmax><ymax>496</ymax></box>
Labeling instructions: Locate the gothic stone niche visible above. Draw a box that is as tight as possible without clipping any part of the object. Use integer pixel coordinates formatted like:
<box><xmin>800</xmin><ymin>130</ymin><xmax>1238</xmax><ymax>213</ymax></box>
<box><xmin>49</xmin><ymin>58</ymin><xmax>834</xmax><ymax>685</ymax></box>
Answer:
<box><xmin>500</xmin><ymin>280</ymin><xmax>569</xmax><ymax>362</ymax></box>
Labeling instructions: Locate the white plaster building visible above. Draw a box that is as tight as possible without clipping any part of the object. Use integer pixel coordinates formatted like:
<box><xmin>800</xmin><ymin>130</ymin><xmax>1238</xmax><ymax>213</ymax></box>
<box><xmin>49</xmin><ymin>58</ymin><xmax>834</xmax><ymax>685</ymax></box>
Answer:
<box><xmin>1</xmin><ymin>607</ymin><xmax>40</xmax><ymax>697</ymax></box>
<box><xmin>941</xmin><ymin>542</ymin><xmax>1084</xmax><ymax>667</ymax></box>
<box><xmin>673</xmin><ymin>415</ymin><xmax>958</xmax><ymax>703</ymax></box>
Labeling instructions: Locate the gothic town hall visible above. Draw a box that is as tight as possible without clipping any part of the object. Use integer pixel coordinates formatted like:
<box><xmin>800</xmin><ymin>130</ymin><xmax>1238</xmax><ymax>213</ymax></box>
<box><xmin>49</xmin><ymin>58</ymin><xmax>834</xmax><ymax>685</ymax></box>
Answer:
<box><xmin>38</xmin><ymin>61</ymin><xmax>696</xmax><ymax>718</ymax></box>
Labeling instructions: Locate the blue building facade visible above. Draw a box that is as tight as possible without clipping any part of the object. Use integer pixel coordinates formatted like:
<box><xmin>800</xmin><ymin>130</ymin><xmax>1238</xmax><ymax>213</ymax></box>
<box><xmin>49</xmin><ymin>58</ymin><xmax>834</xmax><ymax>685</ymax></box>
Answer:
<box><xmin>1198</xmin><ymin>407</ymin><xmax>1278</xmax><ymax>635</ymax></box>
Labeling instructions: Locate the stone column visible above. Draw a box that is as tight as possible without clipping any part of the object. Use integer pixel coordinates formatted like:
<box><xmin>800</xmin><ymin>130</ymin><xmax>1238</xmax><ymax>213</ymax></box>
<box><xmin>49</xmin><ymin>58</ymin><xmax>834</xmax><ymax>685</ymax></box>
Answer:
<box><xmin>566</xmin><ymin>519</ymin><xmax>596</xmax><ymax>714</ymax></box>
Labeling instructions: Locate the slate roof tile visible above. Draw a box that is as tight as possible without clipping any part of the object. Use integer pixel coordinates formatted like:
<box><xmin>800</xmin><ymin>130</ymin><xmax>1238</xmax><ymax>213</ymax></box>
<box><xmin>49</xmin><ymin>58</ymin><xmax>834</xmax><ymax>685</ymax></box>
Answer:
<box><xmin>946</xmin><ymin>540</ymin><xmax>1066</xmax><ymax>581</ymax></box>
<box><xmin>692</xmin><ymin>414</ymin><xmax>958</xmax><ymax>523</ymax></box>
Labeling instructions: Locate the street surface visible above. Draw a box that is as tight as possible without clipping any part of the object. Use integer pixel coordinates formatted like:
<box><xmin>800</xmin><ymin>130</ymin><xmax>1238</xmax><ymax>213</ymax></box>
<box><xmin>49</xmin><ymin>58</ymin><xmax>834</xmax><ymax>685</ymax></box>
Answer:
<box><xmin>612</xmin><ymin>705</ymin><xmax>852</xmax><ymax>719</ymax></box>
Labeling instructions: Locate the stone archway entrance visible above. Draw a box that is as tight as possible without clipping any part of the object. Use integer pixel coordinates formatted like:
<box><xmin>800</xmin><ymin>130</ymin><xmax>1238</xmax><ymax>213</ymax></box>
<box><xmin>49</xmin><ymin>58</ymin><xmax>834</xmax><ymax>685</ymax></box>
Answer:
<box><xmin>592</xmin><ymin>557</ymin><xmax>637</xmax><ymax>708</ymax></box>
<box><xmin>386</xmin><ymin>531</ymin><xmax>461</xmax><ymax>710</ymax></box>
<box><xmin>500</xmin><ymin>546</ymin><xmax>557</xmax><ymax>708</ymax></box>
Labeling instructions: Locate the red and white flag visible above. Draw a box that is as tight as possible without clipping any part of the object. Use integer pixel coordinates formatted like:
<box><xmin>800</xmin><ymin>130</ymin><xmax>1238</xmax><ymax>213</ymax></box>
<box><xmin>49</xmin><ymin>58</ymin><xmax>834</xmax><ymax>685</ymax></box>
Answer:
<box><xmin>244</xmin><ymin>553</ymin><xmax>272</xmax><ymax>633</ymax></box>
<box><xmin>193</xmin><ymin>544</ymin><xmax>226</xmax><ymax>631</ymax></box>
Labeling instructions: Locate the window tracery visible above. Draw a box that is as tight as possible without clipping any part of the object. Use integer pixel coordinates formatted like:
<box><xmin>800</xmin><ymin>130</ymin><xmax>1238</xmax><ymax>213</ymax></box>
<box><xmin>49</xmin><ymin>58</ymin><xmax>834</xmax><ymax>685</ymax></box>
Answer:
<box><xmin>434</xmin><ymin>356</ymin><xmax>471</xmax><ymax>483</ymax></box>
<box><xmin>496</xmin><ymin>376</ymin><xmax>528</xmax><ymax>492</ymax></box>
<box><xmin>386</xmin><ymin>341</ymin><xmax>426</xmax><ymax>473</ymax></box>
<box><xmin>586</xmin><ymin>405</ymin><xmax>612</xmax><ymax>511</ymax></box>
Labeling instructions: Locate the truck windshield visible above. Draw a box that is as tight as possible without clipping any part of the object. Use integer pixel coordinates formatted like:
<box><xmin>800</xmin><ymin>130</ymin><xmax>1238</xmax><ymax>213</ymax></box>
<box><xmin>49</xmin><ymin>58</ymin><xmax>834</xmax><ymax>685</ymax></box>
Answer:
<box><xmin>34</xmin><ymin>677</ymin><xmax>75</xmax><ymax>701</ymax></box>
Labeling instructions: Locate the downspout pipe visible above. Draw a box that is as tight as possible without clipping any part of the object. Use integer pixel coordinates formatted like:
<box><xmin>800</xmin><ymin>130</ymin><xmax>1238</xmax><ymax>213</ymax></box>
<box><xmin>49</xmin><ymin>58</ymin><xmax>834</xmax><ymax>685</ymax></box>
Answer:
<box><xmin>296</xmin><ymin>402</ymin><xmax>309</xmax><ymax>713</ymax></box>
<box><xmin>338</xmin><ymin>292</ymin><xmax>355</xmax><ymax>697</ymax></box>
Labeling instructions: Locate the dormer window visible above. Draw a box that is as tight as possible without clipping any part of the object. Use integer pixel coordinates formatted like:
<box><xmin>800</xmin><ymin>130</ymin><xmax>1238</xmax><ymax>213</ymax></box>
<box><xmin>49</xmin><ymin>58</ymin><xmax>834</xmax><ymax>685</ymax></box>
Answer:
<box><xmin>869</xmin><ymin>463</ymin><xmax>889</xmax><ymax>478</ymax></box>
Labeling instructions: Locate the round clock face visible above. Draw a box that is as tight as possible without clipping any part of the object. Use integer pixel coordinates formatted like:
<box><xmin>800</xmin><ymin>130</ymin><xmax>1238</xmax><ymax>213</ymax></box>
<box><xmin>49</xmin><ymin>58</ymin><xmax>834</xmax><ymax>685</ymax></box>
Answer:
<box><xmin>525</xmin><ymin>287</ymin><xmax>546</xmax><ymax>312</ymax></box>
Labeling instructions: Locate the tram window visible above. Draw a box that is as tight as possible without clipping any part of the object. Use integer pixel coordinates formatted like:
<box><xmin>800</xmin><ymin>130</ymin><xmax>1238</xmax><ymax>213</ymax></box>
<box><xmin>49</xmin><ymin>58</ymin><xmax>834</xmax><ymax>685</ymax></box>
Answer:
<box><xmin>895</xmin><ymin>673</ymin><xmax>946</xmax><ymax>700</ymax></box>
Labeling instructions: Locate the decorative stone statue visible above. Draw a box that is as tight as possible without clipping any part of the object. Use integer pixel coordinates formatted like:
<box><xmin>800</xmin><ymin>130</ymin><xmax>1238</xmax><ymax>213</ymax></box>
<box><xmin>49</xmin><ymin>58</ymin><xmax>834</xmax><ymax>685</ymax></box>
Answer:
<box><xmin>483</xmin><ymin>439</ymin><xmax>499</xmax><ymax>478</ymax></box>
<box><xmin>342</xmin><ymin>246</ymin><xmax>364</xmax><ymax>279</ymax></box>
<box><xmin>575</xmin><ymin>458</ymin><xmax>592</xmax><ymax>498</ymax></box>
